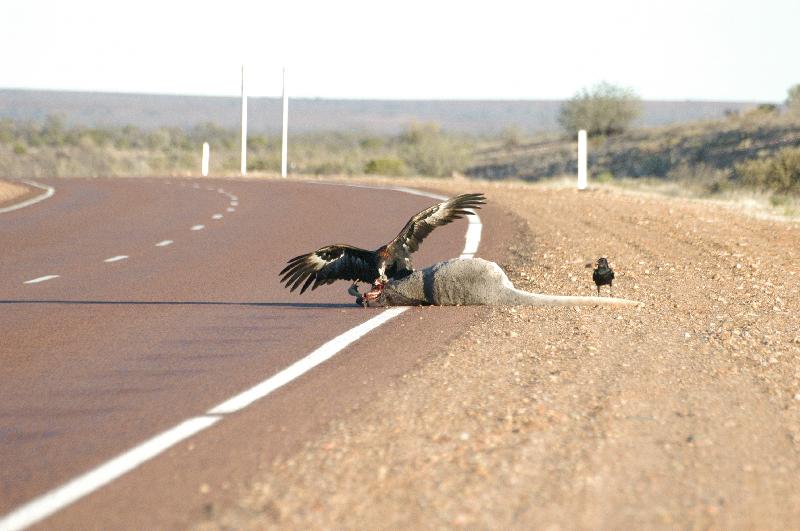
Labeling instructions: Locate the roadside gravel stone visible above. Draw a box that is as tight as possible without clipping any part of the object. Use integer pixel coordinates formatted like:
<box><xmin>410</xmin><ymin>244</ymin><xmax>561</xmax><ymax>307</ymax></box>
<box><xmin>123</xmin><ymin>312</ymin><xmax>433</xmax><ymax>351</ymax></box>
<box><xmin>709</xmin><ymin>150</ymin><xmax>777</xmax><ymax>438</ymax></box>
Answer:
<box><xmin>197</xmin><ymin>177</ymin><xmax>800</xmax><ymax>530</ymax></box>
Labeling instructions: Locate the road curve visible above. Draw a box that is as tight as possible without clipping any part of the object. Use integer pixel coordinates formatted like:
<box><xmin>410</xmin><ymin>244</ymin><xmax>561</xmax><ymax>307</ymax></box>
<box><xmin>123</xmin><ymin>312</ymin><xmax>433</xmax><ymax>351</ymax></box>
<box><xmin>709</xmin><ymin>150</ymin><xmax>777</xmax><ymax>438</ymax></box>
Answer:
<box><xmin>0</xmin><ymin>177</ymin><xmax>512</xmax><ymax>530</ymax></box>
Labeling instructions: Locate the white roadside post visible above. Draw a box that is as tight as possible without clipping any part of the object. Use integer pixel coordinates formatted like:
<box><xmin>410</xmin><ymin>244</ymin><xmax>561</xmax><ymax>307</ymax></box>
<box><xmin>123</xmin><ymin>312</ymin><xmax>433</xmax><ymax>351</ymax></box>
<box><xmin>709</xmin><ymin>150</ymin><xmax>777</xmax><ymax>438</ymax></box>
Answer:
<box><xmin>201</xmin><ymin>142</ymin><xmax>210</xmax><ymax>177</ymax></box>
<box><xmin>240</xmin><ymin>65</ymin><xmax>248</xmax><ymax>177</ymax></box>
<box><xmin>577</xmin><ymin>129</ymin><xmax>588</xmax><ymax>190</ymax></box>
<box><xmin>281</xmin><ymin>67</ymin><xmax>289</xmax><ymax>178</ymax></box>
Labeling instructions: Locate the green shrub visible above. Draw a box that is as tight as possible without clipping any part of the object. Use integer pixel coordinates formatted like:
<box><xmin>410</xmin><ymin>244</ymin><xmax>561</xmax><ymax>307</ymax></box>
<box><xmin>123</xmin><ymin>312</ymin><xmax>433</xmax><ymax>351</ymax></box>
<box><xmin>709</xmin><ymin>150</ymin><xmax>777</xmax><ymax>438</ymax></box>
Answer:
<box><xmin>359</xmin><ymin>137</ymin><xmax>384</xmax><ymax>150</ymax></box>
<box><xmin>735</xmin><ymin>147</ymin><xmax>800</xmax><ymax>194</ymax></box>
<box><xmin>769</xmin><ymin>194</ymin><xmax>791</xmax><ymax>207</ymax></box>
<box><xmin>558</xmin><ymin>82</ymin><xmax>642</xmax><ymax>137</ymax></box>
<box><xmin>500</xmin><ymin>126</ymin><xmax>525</xmax><ymax>149</ymax></box>
<box><xmin>666</xmin><ymin>162</ymin><xmax>733</xmax><ymax>195</ymax></box>
<box><xmin>400</xmin><ymin>122</ymin><xmax>441</xmax><ymax>145</ymax></box>
<box><xmin>787</xmin><ymin>83</ymin><xmax>800</xmax><ymax>115</ymax></box>
<box><xmin>595</xmin><ymin>171</ymin><xmax>614</xmax><ymax>183</ymax></box>
<box><xmin>364</xmin><ymin>158</ymin><xmax>407</xmax><ymax>176</ymax></box>
<box><xmin>310</xmin><ymin>161</ymin><xmax>350</xmax><ymax>175</ymax></box>
<box><xmin>396</xmin><ymin>123</ymin><xmax>474</xmax><ymax>176</ymax></box>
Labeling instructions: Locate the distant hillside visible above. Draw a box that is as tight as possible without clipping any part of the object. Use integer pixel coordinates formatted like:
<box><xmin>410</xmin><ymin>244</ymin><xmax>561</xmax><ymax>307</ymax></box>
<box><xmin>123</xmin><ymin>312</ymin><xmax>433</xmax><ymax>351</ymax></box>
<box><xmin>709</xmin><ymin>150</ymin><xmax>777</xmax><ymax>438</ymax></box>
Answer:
<box><xmin>0</xmin><ymin>89</ymin><xmax>760</xmax><ymax>135</ymax></box>
<box><xmin>468</xmin><ymin>111</ymin><xmax>800</xmax><ymax>186</ymax></box>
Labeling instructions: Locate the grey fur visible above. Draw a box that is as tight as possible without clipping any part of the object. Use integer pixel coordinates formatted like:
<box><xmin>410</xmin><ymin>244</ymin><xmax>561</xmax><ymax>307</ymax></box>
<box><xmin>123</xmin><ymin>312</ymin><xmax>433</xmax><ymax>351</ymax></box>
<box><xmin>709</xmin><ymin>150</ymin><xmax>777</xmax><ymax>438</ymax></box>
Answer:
<box><xmin>370</xmin><ymin>258</ymin><xmax>640</xmax><ymax>307</ymax></box>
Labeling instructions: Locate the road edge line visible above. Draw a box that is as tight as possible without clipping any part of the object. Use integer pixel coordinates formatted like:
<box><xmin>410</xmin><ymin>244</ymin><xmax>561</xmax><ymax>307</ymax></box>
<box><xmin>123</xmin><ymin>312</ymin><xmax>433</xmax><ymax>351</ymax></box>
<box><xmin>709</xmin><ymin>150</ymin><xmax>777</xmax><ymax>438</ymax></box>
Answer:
<box><xmin>0</xmin><ymin>181</ymin><xmax>55</xmax><ymax>214</ymax></box>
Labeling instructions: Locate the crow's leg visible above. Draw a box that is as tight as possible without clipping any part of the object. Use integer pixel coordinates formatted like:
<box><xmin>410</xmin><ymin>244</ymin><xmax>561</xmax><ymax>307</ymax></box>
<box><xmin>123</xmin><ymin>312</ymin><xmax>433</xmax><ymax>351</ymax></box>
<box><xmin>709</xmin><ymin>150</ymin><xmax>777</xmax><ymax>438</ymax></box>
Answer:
<box><xmin>609</xmin><ymin>281</ymin><xmax>613</xmax><ymax>297</ymax></box>
<box><xmin>596</xmin><ymin>284</ymin><xmax>601</xmax><ymax>296</ymax></box>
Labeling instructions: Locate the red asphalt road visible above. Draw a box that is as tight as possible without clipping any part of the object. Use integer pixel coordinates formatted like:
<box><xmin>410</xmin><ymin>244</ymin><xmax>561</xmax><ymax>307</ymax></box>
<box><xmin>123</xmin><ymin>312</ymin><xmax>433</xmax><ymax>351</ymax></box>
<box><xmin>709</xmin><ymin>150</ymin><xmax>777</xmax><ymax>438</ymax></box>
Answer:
<box><xmin>0</xmin><ymin>177</ymin><xmax>510</xmax><ymax>529</ymax></box>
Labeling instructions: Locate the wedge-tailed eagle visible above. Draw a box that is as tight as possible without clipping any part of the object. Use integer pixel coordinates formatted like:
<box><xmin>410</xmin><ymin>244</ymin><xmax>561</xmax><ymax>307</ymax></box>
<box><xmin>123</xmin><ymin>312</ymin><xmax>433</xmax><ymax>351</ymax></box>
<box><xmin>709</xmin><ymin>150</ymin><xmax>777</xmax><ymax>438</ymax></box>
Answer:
<box><xmin>279</xmin><ymin>193</ymin><xmax>485</xmax><ymax>302</ymax></box>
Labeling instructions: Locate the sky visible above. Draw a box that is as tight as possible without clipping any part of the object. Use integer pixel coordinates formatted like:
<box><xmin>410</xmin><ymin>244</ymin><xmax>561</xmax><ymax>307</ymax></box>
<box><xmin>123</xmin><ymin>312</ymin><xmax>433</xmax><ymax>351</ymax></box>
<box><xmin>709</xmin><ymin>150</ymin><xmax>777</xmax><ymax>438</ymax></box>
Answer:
<box><xmin>1</xmin><ymin>0</ymin><xmax>798</xmax><ymax>102</ymax></box>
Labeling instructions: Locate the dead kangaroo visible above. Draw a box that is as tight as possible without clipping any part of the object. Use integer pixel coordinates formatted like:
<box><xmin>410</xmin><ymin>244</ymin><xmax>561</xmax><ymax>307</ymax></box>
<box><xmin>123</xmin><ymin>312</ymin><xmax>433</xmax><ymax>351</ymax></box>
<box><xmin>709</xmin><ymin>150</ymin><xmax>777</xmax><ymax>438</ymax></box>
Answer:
<box><xmin>358</xmin><ymin>258</ymin><xmax>640</xmax><ymax>307</ymax></box>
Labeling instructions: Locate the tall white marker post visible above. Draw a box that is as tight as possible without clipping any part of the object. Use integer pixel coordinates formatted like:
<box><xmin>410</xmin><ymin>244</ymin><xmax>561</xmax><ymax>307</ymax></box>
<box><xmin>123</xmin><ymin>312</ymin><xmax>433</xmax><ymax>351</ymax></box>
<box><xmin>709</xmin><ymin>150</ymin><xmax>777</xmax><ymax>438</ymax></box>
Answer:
<box><xmin>281</xmin><ymin>67</ymin><xmax>289</xmax><ymax>178</ymax></box>
<box><xmin>240</xmin><ymin>65</ymin><xmax>248</xmax><ymax>177</ymax></box>
<box><xmin>577</xmin><ymin>129</ymin><xmax>588</xmax><ymax>190</ymax></box>
<box><xmin>201</xmin><ymin>142</ymin><xmax>210</xmax><ymax>177</ymax></box>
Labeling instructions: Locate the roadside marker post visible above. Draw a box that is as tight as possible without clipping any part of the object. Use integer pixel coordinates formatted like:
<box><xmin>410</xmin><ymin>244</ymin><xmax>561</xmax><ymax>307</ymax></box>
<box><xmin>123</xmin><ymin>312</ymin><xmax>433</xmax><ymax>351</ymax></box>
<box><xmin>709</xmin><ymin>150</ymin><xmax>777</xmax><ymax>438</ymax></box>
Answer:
<box><xmin>240</xmin><ymin>65</ymin><xmax>248</xmax><ymax>177</ymax></box>
<box><xmin>281</xmin><ymin>67</ymin><xmax>289</xmax><ymax>178</ymax></box>
<box><xmin>201</xmin><ymin>142</ymin><xmax>210</xmax><ymax>177</ymax></box>
<box><xmin>577</xmin><ymin>129</ymin><xmax>588</xmax><ymax>190</ymax></box>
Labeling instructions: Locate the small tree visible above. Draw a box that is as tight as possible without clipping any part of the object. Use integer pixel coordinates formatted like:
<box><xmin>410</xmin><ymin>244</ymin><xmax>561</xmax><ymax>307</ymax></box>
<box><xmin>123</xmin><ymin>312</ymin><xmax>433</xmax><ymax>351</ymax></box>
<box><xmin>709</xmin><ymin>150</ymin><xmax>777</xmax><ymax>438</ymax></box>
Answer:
<box><xmin>787</xmin><ymin>83</ymin><xmax>800</xmax><ymax>115</ymax></box>
<box><xmin>558</xmin><ymin>81</ymin><xmax>642</xmax><ymax>137</ymax></box>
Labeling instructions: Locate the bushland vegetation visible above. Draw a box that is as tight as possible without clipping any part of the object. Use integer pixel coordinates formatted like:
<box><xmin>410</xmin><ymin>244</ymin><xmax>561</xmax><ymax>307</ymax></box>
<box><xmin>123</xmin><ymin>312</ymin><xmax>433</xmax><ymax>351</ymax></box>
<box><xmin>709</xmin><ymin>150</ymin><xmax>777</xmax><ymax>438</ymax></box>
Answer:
<box><xmin>3</xmin><ymin>84</ymin><xmax>800</xmax><ymax>207</ymax></box>
<box><xmin>0</xmin><ymin>117</ymin><xmax>474</xmax><ymax>179</ymax></box>
<box><xmin>472</xmin><ymin>100</ymin><xmax>800</xmax><ymax>202</ymax></box>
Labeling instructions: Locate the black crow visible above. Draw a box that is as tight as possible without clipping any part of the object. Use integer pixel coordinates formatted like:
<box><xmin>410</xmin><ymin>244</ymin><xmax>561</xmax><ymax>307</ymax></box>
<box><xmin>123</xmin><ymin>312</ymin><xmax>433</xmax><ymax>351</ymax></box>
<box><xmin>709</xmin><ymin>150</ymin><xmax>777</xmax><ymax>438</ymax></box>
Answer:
<box><xmin>592</xmin><ymin>257</ymin><xmax>615</xmax><ymax>296</ymax></box>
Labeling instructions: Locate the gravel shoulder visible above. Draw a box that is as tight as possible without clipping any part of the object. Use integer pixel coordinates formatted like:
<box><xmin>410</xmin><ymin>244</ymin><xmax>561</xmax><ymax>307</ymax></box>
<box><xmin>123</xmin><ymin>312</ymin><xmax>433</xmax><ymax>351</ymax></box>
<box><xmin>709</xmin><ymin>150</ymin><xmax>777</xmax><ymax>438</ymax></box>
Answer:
<box><xmin>197</xmin><ymin>177</ymin><xmax>800</xmax><ymax>530</ymax></box>
<box><xmin>0</xmin><ymin>179</ymin><xmax>35</xmax><ymax>207</ymax></box>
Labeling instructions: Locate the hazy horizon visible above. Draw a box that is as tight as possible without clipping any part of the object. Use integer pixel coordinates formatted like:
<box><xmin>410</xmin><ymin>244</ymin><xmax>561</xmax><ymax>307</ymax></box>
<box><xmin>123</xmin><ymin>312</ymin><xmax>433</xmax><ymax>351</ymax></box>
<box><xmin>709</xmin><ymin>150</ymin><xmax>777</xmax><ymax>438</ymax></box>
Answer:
<box><xmin>0</xmin><ymin>87</ymin><xmax>769</xmax><ymax>105</ymax></box>
<box><xmin>0</xmin><ymin>88</ymin><xmax>759</xmax><ymax>135</ymax></box>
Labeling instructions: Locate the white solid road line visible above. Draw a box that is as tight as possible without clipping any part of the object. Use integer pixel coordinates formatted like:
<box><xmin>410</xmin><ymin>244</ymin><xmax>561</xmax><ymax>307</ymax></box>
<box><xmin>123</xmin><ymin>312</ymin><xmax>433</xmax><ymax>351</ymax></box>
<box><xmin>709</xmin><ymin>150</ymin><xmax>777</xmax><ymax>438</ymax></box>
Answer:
<box><xmin>0</xmin><ymin>184</ymin><xmax>482</xmax><ymax>531</ymax></box>
<box><xmin>103</xmin><ymin>255</ymin><xmax>129</xmax><ymax>263</ymax></box>
<box><xmin>0</xmin><ymin>181</ymin><xmax>55</xmax><ymax>214</ymax></box>
<box><xmin>190</xmin><ymin>225</ymin><xmax>205</xmax><ymax>231</ymax></box>
<box><xmin>23</xmin><ymin>275</ymin><xmax>60</xmax><ymax>285</ymax></box>
<box><xmin>0</xmin><ymin>416</ymin><xmax>222</xmax><ymax>531</ymax></box>
<box><xmin>461</xmin><ymin>216</ymin><xmax>483</xmax><ymax>259</ymax></box>
<box><xmin>155</xmin><ymin>240</ymin><xmax>174</xmax><ymax>247</ymax></box>
<box><xmin>208</xmin><ymin>307</ymin><xmax>409</xmax><ymax>415</ymax></box>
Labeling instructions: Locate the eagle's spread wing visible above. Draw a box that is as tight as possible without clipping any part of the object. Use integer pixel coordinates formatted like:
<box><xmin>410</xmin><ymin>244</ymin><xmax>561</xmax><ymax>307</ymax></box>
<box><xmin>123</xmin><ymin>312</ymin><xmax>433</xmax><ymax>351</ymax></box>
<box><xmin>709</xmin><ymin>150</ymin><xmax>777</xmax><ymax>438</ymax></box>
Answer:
<box><xmin>279</xmin><ymin>244</ymin><xmax>378</xmax><ymax>294</ymax></box>
<box><xmin>387</xmin><ymin>193</ymin><xmax>485</xmax><ymax>255</ymax></box>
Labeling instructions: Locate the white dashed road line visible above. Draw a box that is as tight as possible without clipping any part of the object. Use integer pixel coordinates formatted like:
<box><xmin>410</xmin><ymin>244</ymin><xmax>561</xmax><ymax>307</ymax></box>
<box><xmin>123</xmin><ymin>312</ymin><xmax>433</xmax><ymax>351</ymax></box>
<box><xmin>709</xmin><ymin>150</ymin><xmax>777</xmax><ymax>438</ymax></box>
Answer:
<box><xmin>227</xmin><ymin>208</ymin><xmax>235</xmax><ymax>212</ymax></box>
<box><xmin>103</xmin><ymin>255</ymin><xmax>129</xmax><ymax>263</ymax></box>
<box><xmin>1</xmin><ymin>183</ymin><xmax>467</xmax><ymax>531</ymax></box>
<box><xmin>155</xmin><ymin>240</ymin><xmax>174</xmax><ymax>247</ymax></box>
<box><xmin>212</xmin><ymin>214</ymin><xmax>223</xmax><ymax>220</ymax></box>
<box><xmin>23</xmin><ymin>275</ymin><xmax>60</xmax><ymax>285</ymax></box>
<box><xmin>190</xmin><ymin>225</ymin><xmax>205</xmax><ymax>231</ymax></box>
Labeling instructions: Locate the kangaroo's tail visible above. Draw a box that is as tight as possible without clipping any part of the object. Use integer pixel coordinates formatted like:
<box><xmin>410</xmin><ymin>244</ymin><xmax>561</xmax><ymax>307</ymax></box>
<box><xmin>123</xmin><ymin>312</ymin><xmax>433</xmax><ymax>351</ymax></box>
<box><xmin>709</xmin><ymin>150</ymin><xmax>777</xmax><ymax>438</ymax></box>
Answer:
<box><xmin>497</xmin><ymin>286</ymin><xmax>640</xmax><ymax>306</ymax></box>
